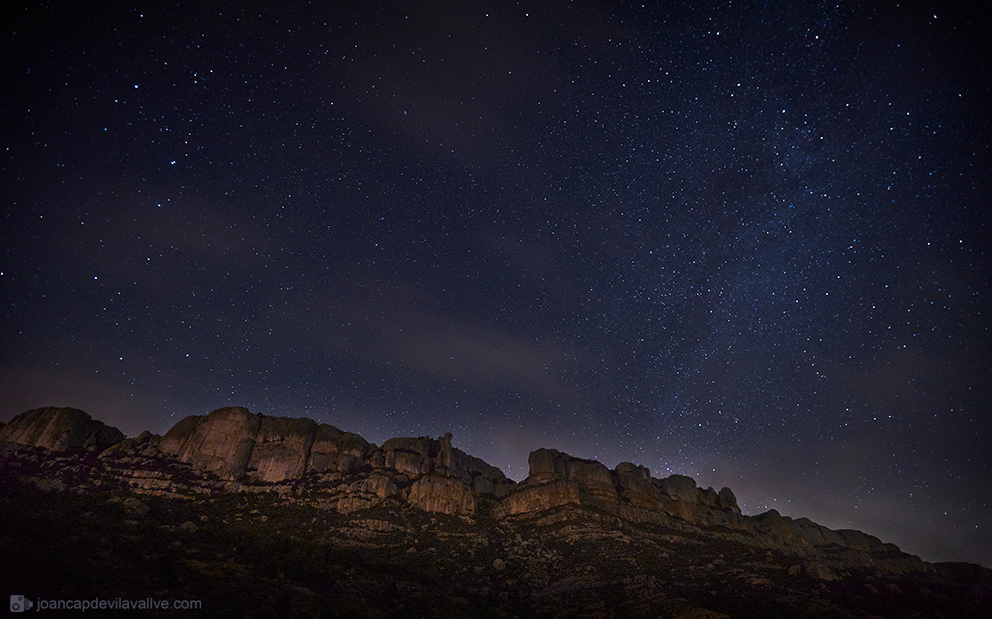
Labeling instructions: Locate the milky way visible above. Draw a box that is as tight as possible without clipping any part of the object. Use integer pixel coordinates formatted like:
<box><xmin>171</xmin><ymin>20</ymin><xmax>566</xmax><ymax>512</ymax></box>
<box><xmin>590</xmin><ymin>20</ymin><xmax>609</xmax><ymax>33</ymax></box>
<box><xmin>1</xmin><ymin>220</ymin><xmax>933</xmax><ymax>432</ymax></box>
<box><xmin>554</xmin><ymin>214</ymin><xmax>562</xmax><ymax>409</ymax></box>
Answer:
<box><xmin>2</xmin><ymin>1</ymin><xmax>990</xmax><ymax>565</ymax></box>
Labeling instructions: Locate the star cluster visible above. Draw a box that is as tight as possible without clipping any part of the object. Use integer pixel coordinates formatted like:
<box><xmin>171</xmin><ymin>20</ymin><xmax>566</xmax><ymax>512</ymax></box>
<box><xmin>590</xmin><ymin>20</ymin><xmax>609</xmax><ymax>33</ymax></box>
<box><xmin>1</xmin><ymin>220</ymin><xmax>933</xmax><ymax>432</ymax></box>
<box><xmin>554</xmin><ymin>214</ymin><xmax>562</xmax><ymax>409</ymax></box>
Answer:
<box><xmin>2</xmin><ymin>1</ymin><xmax>989</xmax><ymax>566</ymax></box>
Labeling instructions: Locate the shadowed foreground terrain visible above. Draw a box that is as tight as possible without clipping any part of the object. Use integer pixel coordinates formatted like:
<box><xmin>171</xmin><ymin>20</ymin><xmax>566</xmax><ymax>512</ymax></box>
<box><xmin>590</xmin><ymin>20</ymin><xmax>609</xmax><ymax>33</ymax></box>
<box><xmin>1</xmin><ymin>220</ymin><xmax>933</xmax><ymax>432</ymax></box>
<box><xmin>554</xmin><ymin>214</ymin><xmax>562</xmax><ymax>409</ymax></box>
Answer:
<box><xmin>1</xmin><ymin>407</ymin><xmax>989</xmax><ymax>618</ymax></box>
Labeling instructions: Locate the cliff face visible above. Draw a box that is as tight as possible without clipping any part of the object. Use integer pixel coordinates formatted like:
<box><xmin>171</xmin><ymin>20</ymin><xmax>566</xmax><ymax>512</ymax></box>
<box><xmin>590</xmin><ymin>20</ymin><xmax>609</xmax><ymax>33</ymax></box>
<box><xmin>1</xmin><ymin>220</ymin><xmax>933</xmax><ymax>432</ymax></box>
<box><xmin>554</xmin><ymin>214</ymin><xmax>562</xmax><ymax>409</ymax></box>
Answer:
<box><xmin>0</xmin><ymin>406</ymin><xmax>926</xmax><ymax>576</ymax></box>
<box><xmin>0</xmin><ymin>407</ymin><xmax>124</xmax><ymax>451</ymax></box>
<box><xmin>156</xmin><ymin>407</ymin><xmax>360</xmax><ymax>482</ymax></box>
<box><xmin>496</xmin><ymin>448</ymin><xmax>747</xmax><ymax>532</ymax></box>
<box><xmin>145</xmin><ymin>407</ymin><xmax>512</xmax><ymax>515</ymax></box>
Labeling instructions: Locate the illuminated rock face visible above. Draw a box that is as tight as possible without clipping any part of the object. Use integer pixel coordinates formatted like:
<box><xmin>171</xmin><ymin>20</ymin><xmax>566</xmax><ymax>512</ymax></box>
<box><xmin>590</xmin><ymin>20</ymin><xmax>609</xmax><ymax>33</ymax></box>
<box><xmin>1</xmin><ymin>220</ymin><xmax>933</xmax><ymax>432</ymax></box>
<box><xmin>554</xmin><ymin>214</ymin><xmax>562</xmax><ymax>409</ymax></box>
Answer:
<box><xmin>150</xmin><ymin>408</ymin><xmax>510</xmax><ymax>515</ymax></box>
<box><xmin>155</xmin><ymin>407</ymin><xmax>368</xmax><ymax>482</ymax></box>
<box><xmin>307</xmin><ymin>423</ymin><xmax>369</xmax><ymax>474</ymax></box>
<box><xmin>407</xmin><ymin>474</ymin><xmax>476</xmax><ymax>515</ymax></box>
<box><xmin>0</xmin><ymin>407</ymin><xmax>123</xmax><ymax>451</ymax></box>
<box><xmin>157</xmin><ymin>407</ymin><xmax>261</xmax><ymax>480</ymax></box>
<box><xmin>248</xmin><ymin>415</ymin><xmax>318</xmax><ymax>482</ymax></box>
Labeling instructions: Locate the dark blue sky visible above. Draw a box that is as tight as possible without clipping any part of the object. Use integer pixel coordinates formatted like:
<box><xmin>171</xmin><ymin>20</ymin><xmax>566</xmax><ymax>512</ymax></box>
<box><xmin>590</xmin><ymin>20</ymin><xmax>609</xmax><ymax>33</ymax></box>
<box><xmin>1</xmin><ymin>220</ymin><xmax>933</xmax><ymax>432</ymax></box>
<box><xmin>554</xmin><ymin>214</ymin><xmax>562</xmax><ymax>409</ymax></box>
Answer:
<box><xmin>2</xmin><ymin>0</ymin><xmax>990</xmax><ymax>566</ymax></box>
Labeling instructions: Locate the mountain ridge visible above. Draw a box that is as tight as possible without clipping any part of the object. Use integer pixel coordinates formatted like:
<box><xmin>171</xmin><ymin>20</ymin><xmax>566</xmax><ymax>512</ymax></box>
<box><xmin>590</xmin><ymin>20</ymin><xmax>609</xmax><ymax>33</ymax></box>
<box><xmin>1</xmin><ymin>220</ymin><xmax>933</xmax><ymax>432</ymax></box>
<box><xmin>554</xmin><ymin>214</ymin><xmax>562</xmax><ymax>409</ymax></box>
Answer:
<box><xmin>0</xmin><ymin>406</ymin><xmax>936</xmax><ymax>573</ymax></box>
<box><xmin>4</xmin><ymin>405</ymin><xmax>991</xmax><ymax>618</ymax></box>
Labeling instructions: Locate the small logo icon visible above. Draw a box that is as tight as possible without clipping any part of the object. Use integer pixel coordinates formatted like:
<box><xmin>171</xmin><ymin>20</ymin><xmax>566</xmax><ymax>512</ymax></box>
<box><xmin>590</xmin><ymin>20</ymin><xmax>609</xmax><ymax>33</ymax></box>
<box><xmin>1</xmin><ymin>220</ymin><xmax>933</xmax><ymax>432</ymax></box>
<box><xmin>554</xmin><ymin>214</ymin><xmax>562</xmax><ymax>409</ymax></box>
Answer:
<box><xmin>10</xmin><ymin>595</ymin><xmax>33</xmax><ymax>612</ymax></box>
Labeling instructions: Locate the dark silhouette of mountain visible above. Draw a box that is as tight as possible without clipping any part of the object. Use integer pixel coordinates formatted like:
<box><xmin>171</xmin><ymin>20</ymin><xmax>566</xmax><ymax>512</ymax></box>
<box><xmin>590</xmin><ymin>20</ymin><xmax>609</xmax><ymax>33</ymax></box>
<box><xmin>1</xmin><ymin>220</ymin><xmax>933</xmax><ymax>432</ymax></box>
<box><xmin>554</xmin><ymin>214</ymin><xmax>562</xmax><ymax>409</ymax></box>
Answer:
<box><xmin>2</xmin><ymin>406</ymin><xmax>990</xmax><ymax>618</ymax></box>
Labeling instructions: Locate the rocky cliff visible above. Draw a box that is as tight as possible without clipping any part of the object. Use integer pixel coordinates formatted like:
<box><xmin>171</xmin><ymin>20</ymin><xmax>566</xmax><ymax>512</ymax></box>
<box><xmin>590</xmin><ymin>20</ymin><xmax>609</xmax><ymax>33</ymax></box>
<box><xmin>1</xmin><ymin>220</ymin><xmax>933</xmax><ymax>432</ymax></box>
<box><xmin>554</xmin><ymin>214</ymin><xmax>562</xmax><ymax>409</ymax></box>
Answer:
<box><xmin>496</xmin><ymin>448</ymin><xmax>748</xmax><ymax>532</ymax></box>
<box><xmin>155</xmin><ymin>406</ymin><xmax>367</xmax><ymax>482</ymax></box>
<box><xmin>0</xmin><ymin>407</ymin><xmax>124</xmax><ymax>451</ymax></box>
<box><xmin>0</xmin><ymin>406</ymin><xmax>927</xmax><ymax>577</ymax></box>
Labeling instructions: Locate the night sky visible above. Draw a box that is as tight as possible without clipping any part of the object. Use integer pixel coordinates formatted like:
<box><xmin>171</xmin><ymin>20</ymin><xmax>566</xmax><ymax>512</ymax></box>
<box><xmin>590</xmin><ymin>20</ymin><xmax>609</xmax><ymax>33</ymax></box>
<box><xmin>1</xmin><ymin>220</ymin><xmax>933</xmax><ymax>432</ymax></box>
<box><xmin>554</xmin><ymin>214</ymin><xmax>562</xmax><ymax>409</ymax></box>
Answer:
<box><xmin>2</xmin><ymin>1</ymin><xmax>990</xmax><ymax>566</ymax></box>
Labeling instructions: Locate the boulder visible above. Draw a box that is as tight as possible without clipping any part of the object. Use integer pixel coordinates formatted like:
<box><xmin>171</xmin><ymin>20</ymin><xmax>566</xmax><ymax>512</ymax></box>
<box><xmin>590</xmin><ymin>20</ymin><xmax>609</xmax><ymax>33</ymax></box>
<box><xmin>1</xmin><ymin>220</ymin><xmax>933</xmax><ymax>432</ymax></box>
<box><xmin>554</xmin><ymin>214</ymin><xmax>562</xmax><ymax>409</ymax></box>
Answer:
<box><xmin>616</xmin><ymin>463</ymin><xmax>676</xmax><ymax>514</ymax></box>
<box><xmin>501</xmin><ymin>449</ymin><xmax>627</xmax><ymax>518</ymax></box>
<box><xmin>155</xmin><ymin>411</ymin><xmax>509</xmax><ymax>513</ymax></box>
<box><xmin>503</xmin><ymin>449</ymin><xmax>746</xmax><ymax>528</ymax></box>
<box><xmin>657</xmin><ymin>475</ymin><xmax>708</xmax><ymax>523</ymax></box>
<box><xmin>804</xmin><ymin>562</ymin><xmax>839</xmax><ymax>581</ymax></box>
<box><xmin>437</xmin><ymin>432</ymin><xmax>455</xmax><ymax>468</ymax></box>
<box><xmin>0</xmin><ymin>407</ymin><xmax>124</xmax><ymax>451</ymax></box>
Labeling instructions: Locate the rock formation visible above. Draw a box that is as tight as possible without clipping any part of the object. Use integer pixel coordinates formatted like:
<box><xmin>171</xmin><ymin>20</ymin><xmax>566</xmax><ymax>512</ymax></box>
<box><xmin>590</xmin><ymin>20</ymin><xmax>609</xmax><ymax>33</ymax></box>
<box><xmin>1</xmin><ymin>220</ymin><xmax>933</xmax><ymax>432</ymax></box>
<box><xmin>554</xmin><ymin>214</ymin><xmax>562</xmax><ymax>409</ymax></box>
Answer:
<box><xmin>0</xmin><ymin>405</ymin><xmax>928</xmax><ymax>574</ymax></box>
<box><xmin>157</xmin><ymin>406</ymin><xmax>261</xmax><ymax>480</ymax></box>
<box><xmin>308</xmin><ymin>422</ymin><xmax>369</xmax><ymax>473</ymax></box>
<box><xmin>1</xmin><ymin>404</ymin><xmax>987</xmax><ymax>619</ymax></box>
<box><xmin>0</xmin><ymin>407</ymin><xmax>123</xmax><ymax>451</ymax></box>
<box><xmin>496</xmin><ymin>448</ymin><xmax>748</xmax><ymax>532</ymax></box>
<box><xmin>144</xmin><ymin>407</ymin><xmax>513</xmax><ymax>515</ymax></box>
<box><xmin>156</xmin><ymin>406</ymin><xmax>373</xmax><ymax>482</ymax></box>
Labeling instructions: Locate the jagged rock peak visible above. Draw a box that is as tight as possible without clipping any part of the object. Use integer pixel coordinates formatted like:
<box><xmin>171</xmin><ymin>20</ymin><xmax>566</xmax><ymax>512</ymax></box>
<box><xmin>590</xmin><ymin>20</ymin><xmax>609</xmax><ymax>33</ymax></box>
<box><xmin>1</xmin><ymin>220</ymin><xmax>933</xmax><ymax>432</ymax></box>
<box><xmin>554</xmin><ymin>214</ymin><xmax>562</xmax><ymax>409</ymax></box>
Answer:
<box><xmin>0</xmin><ymin>407</ymin><xmax>124</xmax><ymax>451</ymax></box>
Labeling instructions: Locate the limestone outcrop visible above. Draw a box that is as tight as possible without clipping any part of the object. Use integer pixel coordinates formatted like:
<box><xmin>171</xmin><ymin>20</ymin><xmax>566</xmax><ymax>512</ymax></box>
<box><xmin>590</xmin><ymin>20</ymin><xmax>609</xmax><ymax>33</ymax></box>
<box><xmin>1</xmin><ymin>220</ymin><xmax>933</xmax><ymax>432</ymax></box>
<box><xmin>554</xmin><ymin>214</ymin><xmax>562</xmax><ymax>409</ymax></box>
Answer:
<box><xmin>496</xmin><ymin>448</ymin><xmax>747</xmax><ymax>532</ymax></box>
<box><xmin>308</xmin><ymin>423</ymin><xmax>369</xmax><ymax>473</ymax></box>
<box><xmin>0</xmin><ymin>405</ymin><xmax>933</xmax><ymax>576</ymax></box>
<box><xmin>149</xmin><ymin>408</ymin><xmax>511</xmax><ymax>515</ymax></box>
<box><xmin>156</xmin><ymin>407</ymin><xmax>372</xmax><ymax>482</ymax></box>
<box><xmin>749</xmin><ymin>509</ymin><xmax>925</xmax><ymax>574</ymax></box>
<box><xmin>407</xmin><ymin>474</ymin><xmax>476</xmax><ymax>515</ymax></box>
<box><xmin>157</xmin><ymin>407</ymin><xmax>260</xmax><ymax>480</ymax></box>
<box><xmin>0</xmin><ymin>407</ymin><xmax>123</xmax><ymax>451</ymax></box>
<box><xmin>486</xmin><ymin>446</ymin><xmax>929</xmax><ymax>574</ymax></box>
